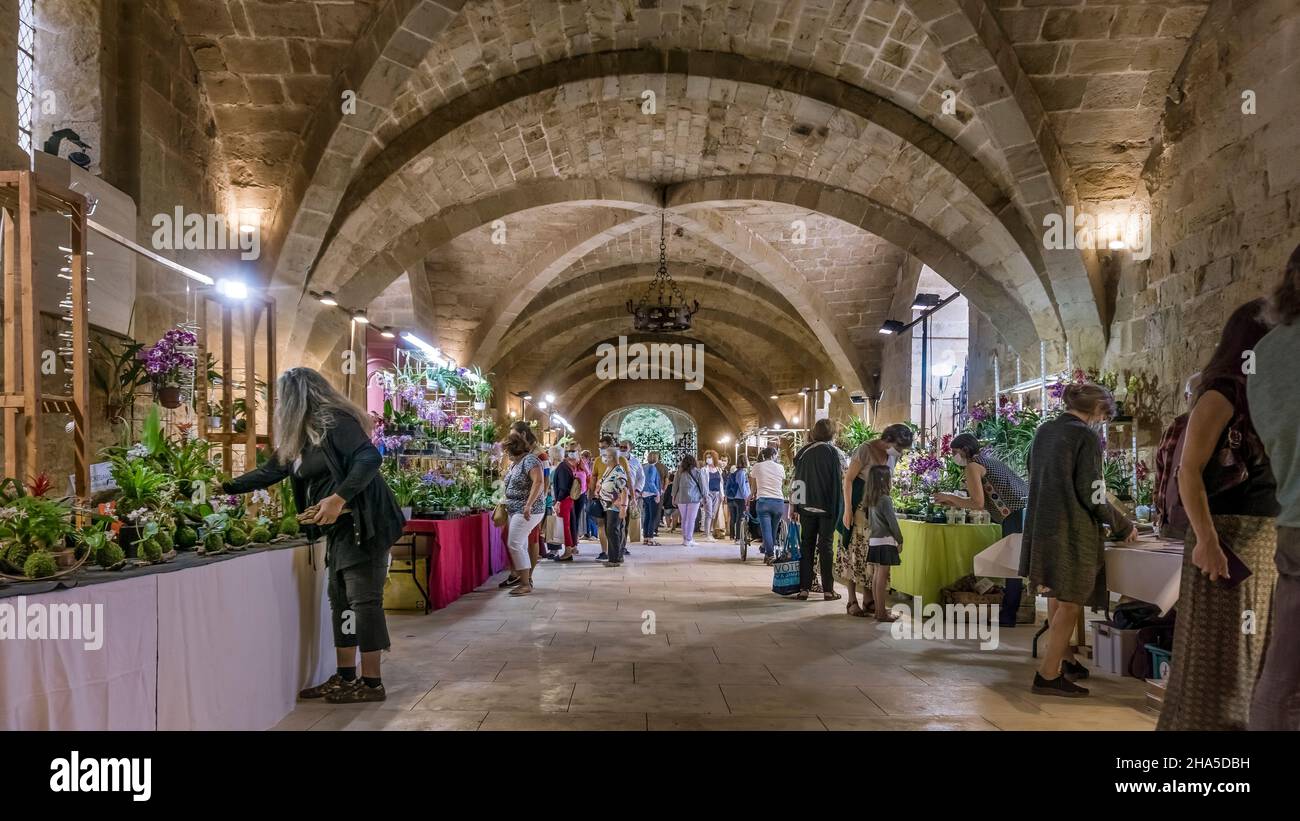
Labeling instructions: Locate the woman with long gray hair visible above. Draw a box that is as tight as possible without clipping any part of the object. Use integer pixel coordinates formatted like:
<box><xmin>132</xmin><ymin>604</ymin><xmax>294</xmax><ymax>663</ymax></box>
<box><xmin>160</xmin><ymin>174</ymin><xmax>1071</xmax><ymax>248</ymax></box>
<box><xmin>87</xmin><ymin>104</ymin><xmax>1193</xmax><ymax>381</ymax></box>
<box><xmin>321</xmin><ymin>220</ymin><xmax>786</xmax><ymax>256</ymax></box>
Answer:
<box><xmin>223</xmin><ymin>367</ymin><xmax>404</xmax><ymax>704</ymax></box>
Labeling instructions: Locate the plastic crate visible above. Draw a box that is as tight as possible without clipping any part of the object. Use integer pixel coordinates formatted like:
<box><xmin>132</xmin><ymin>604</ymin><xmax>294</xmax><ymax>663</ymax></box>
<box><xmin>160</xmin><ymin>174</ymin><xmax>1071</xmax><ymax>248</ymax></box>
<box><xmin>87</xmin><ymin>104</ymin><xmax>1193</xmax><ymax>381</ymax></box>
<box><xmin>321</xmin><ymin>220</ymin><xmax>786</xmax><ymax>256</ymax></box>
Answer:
<box><xmin>1145</xmin><ymin>643</ymin><xmax>1172</xmax><ymax>681</ymax></box>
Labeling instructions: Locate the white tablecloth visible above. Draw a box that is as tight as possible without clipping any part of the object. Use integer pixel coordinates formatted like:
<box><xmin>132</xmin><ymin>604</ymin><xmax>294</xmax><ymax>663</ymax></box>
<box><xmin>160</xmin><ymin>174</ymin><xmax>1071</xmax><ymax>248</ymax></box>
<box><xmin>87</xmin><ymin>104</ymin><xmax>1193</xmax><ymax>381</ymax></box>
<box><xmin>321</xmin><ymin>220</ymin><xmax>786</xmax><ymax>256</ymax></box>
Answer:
<box><xmin>974</xmin><ymin>533</ymin><xmax>1183</xmax><ymax>614</ymax></box>
<box><xmin>1104</xmin><ymin>543</ymin><xmax>1184</xmax><ymax>614</ymax></box>
<box><xmin>0</xmin><ymin>542</ymin><xmax>332</xmax><ymax>731</ymax></box>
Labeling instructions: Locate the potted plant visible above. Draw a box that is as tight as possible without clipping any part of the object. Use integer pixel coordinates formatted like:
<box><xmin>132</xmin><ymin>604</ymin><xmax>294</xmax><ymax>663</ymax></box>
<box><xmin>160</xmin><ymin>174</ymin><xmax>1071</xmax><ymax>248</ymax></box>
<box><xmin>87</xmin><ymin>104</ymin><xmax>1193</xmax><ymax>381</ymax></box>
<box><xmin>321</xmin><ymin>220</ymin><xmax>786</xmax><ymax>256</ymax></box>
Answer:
<box><xmin>91</xmin><ymin>337</ymin><xmax>150</xmax><ymax>424</ymax></box>
<box><xmin>107</xmin><ymin>456</ymin><xmax>175</xmax><ymax>557</ymax></box>
<box><xmin>1134</xmin><ymin>460</ymin><xmax>1153</xmax><ymax>522</ymax></box>
<box><xmin>139</xmin><ymin>327</ymin><xmax>197</xmax><ymax>409</ymax></box>
<box><xmin>837</xmin><ymin>417</ymin><xmax>877</xmax><ymax>452</ymax></box>
<box><xmin>469</xmin><ymin>366</ymin><xmax>493</xmax><ymax>411</ymax></box>
<box><xmin>386</xmin><ymin>468</ymin><xmax>423</xmax><ymax>520</ymax></box>
<box><xmin>0</xmin><ymin>491</ymin><xmax>75</xmax><ymax>576</ymax></box>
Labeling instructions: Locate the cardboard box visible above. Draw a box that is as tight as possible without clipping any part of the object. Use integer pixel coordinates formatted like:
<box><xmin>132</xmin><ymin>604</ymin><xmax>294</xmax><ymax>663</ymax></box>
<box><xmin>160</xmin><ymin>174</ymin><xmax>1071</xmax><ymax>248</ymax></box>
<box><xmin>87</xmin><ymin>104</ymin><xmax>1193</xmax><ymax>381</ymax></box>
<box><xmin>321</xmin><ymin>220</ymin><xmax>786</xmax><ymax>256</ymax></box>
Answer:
<box><xmin>383</xmin><ymin>558</ymin><xmax>428</xmax><ymax>611</ymax></box>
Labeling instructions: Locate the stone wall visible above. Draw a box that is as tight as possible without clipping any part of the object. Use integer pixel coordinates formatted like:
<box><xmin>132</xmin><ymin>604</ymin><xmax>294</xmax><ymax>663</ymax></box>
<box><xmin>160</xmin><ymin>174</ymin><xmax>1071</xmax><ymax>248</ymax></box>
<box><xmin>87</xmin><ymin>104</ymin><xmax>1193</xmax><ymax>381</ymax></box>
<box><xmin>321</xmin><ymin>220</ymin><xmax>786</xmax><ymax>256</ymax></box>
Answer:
<box><xmin>1104</xmin><ymin>0</ymin><xmax>1300</xmax><ymax>424</ymax></box>
<box><xmin>103</xmin><ymin>0</ymin><xmax>235</xmax><ymax>346</ymax></box>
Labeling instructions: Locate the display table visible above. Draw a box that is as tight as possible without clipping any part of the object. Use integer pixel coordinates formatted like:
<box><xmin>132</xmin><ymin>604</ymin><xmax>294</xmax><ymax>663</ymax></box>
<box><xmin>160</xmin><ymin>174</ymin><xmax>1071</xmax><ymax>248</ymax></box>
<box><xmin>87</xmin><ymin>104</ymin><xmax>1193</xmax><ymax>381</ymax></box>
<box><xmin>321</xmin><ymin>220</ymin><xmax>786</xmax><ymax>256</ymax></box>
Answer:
<box><xmin>0</xmin><ymin>539</ymin><xmax>332</xmax><ymax>731</ymax></box>
<box><xmin>1104</xmin><ymin>539</ymin><xmax>1183</xmax><ymax>614</ymax></box>
<box><xmin>403</xmin><ymin>511</ymin><xmax>506</xmax><ymax>610</ymax></box>
<box><xmin>892</xmin><ymin>520</ymin><xmax>1004</xmax><ymax>605</ymax></box>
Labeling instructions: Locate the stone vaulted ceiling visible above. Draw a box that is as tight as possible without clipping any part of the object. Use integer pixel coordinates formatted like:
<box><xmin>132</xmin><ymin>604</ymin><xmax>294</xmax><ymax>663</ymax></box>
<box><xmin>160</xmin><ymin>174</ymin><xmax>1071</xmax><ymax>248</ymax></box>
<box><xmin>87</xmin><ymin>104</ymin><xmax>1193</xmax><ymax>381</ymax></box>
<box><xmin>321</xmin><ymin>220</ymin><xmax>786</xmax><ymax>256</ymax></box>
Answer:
<box><xmin>161</xmin><ymin>0</ymin><xmax>1213</xmax><ymax>430</ymax></box>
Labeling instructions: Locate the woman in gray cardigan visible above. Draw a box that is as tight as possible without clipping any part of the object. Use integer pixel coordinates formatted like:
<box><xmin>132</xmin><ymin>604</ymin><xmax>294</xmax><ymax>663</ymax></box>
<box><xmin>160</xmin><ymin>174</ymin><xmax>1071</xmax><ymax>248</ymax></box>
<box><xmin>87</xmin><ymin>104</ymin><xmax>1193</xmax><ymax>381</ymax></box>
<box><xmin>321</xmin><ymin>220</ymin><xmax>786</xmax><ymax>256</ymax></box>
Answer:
<box><xmin>673</xmin><ymin>453</ymin><xmax>709</xmax><ymax>546</ymax></box>
<box><xmin>1020</xmin><ymin>383</ymin><xmax>1135</xmax><ymax>698</ymax></box>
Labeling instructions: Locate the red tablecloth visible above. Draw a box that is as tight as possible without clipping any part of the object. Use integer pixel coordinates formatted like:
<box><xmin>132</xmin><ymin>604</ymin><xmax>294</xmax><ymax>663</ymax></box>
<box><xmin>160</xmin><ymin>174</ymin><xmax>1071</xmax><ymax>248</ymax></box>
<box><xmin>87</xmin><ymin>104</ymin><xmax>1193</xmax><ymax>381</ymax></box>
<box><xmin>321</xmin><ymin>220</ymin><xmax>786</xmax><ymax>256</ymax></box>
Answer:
<box><xmin>402</xmin><ymin>512</ymin><xmax>505</xmax><ymax>610</ymax></box>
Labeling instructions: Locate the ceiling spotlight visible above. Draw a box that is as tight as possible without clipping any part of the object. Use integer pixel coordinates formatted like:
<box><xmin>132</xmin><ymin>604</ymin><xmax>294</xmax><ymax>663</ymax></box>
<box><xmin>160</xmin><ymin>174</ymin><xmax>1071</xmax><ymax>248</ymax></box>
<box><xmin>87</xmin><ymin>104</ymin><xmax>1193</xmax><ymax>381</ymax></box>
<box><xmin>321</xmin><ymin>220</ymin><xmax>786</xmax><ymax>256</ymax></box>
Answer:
<box><xmin>544</xmin><ymin>393</ymin><xmax>556</xmax><ymax>403</ymax></box>
<box><xmin>828</xmin><ymin>385</ymin><xmax>839</xmax><ymax>393</ymax></box>
<box><xmin>351</xmin><ymin>310</ymin><xmax>369</xmax><ymax>324</ymax></box>
<box><xmin>718</xmin><ymin>435</ymin><xmax>731</xmax><ymax>445</ymax></box>
<box><xmin>517</xmin><ymin>391</ymin><xmax>532</xmax><ymax>400</ymax></box>
<box><xmin>792</xmin><ymin>416</ymin><xmax>800</xmax><ymax>425</ymax></box>
<box><xmin>769</xmin><ymin>394</ymin><xmax>778</xmax><ymax>400</ymax></box>
<box><xmin>215</xmin><ymin>278</ymin><xmax>248</xmax><ymax>300</ymax></box>
<box><xmin>911</xmin><ymin>293</ymin><xmax>941</xmax><ymax>310</ymax></box>
<box><xmin>379</xmin><ymin>327</ymin><xmax>396</xmax><ymax>338</ymax></box>
<box><xmin>879</xmin><ymin>319</ymin><xmax>906</xmax><ymax>335</ymax></box>
<box><xmin>773</xmin><ymin>423</ymin><xmax>782</xmax><ymax>430</ymax></box>
<box><xmin>316</xmin><ymin>291</ymin><xmax>338</xmax><ymax>306</ymax></box>
<box><xmin>849</xmin><ymin>393</ymin><xmax>867</xmax><ymax>405</ymax></box>
<box><xmin>508</xmin><ymin>410</ymin><xmax>517</xmax><ymax>418</ymax></box>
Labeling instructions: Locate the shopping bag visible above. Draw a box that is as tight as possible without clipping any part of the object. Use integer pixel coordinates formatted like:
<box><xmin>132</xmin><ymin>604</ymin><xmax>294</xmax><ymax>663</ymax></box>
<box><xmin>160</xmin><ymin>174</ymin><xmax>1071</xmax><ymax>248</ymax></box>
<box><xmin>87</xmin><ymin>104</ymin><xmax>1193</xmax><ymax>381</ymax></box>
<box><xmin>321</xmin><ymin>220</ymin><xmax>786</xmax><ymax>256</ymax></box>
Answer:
<box><xmin>545</xmin><ymin>512</ymin><xmax>566</xmax><ymax>544</ymax></box>
<box><xmin>772</xmin><ymin>521</ymin><xmax>802</xmax><ymax>596</ymax></box>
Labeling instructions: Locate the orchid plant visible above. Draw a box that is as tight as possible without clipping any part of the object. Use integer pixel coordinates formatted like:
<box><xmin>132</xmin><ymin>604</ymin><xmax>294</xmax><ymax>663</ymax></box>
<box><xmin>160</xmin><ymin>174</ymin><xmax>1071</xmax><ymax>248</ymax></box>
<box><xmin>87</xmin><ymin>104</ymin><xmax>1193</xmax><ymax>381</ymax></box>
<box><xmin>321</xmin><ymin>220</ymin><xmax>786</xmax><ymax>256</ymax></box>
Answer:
<box><xmin>138</xmin><ymin>328</ymin><xmax>197</xmax><ymax>388</ymax></box>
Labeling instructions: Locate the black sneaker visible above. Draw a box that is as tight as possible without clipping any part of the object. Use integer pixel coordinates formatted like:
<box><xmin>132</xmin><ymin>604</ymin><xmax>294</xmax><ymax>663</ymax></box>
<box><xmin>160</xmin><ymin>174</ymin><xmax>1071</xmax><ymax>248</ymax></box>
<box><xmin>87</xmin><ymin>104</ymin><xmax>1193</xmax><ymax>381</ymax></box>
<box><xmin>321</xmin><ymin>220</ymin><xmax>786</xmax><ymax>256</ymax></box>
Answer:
<box><xmin>1061</xmin><ymin>659</ymin><xmax>1090</xmax><ymax>681</ymax></box>
<box><xmin>1031</xmin><ymin>672</ymin><xmax>1089</xmax><ymax>698</ymax></box>
<box><xmin>498</xmin><ymin>575</ymin><xmax>521</xmax><ymax>588</ymax></box>
<box><xmin>596</xmin><ymin>552</ymin><xmax>608</xmax><ymax>560</ymax></box>
<box><xmin>298</xmin><ymin>674</ymin><xmax>353</xmax><ymax>700</ymax></box>
<box><xmin>324</xmin><ymin>680</ymin><xmax>387</xmax><ymax>704</ymax></box>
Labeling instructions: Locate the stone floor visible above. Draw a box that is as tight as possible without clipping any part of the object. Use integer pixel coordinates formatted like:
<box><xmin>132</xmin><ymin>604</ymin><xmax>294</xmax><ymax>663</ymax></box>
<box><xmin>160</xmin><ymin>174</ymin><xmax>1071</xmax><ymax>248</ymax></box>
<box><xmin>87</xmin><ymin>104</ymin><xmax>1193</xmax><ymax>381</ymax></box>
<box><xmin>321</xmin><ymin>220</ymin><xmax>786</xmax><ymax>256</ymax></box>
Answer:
<box><xmin>274</xmin><ymin>536</ymin><xmax>1156</xmax><ymax>731</ymax></box>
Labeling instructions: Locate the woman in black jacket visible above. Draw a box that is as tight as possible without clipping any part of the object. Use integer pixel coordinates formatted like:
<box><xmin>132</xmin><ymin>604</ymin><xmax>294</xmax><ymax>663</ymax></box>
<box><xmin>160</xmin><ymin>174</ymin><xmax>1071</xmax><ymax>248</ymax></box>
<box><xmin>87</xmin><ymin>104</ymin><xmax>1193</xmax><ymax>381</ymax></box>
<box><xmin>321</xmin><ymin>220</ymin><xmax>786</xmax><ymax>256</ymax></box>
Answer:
<box><xmin>223</xmin><ymin>367</ymin><xmax>404</xmax><ymax>704</ymax></box>
<box><xmin>791</xmin><ymin>418</ymin><xmax>843</xmax><ymax>601</ymax></box>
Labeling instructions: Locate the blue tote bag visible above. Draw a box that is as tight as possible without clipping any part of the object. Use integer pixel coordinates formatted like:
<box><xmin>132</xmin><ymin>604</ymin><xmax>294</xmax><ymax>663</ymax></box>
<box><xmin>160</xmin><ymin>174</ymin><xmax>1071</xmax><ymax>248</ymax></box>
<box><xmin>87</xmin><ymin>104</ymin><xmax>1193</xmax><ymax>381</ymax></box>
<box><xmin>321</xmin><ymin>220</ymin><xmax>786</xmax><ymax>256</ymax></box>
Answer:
<box><xmin>771</xmin><ymin>520</ymin><xmax>801</xmax><ymax>596</ymax></box>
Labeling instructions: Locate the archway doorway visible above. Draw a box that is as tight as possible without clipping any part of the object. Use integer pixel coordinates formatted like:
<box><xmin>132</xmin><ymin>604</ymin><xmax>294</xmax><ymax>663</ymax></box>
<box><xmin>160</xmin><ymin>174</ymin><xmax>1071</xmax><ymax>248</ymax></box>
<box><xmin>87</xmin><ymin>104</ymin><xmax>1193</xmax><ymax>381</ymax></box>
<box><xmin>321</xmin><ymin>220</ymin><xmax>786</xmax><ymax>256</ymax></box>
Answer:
<box><xmin>600</xmin><ymin>404</ymin><xmax>699</xmax><ymax>464</ymax></box>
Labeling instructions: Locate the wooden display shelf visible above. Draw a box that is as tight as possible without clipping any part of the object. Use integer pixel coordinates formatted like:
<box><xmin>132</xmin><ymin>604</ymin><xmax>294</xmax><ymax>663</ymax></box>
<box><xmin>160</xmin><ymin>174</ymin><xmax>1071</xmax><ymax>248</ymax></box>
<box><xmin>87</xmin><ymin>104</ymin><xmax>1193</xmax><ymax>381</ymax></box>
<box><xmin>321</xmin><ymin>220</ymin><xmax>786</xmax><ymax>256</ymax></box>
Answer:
<box><xmin>0</xmin><ymin>171</ymin><xmax>90</xmax><ymax>495</ymax></box>
<box><xmin>195</xmin><ymin>290</ymin><xmax>275</xmax><ymax>475</ymax></box>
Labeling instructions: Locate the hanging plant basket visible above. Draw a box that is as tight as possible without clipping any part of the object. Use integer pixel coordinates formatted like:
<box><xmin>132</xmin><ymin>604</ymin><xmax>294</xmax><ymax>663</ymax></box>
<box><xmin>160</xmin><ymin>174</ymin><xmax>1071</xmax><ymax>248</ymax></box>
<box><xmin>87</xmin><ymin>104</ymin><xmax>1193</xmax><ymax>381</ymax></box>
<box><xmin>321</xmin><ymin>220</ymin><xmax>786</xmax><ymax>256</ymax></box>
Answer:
<box><xmin>156</xmin><ymin>386</ymin><xmax>182</xmax><ymax>409</ymax></box>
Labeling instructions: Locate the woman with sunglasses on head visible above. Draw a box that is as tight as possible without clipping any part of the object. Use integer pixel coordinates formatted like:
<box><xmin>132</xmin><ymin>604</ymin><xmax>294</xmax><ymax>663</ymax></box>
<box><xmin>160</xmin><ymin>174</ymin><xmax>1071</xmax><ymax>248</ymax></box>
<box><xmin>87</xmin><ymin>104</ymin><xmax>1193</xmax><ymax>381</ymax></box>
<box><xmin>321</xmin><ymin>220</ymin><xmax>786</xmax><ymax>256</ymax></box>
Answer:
<box><xmin>935</xmin><ymin>432</ymin><xmax>1029</xmax><ymax>627</ymax></box>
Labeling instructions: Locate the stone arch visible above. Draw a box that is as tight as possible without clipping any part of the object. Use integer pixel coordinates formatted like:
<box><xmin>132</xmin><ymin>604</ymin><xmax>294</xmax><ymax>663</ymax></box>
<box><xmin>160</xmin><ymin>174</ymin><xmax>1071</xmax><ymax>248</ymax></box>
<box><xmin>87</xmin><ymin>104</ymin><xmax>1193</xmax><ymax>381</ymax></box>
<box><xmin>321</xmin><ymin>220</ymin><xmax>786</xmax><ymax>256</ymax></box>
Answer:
<box><xmin>907</xmin><ymin>0</ymin><xmax>1107</xmax><ymax>363</ymax></box>
<box><xmin>567</xmin><ymin>372</ymin><xmax>746</xmax><ymax>443</ymax></box>
<box><xmin>538</xmin><ymin>333</ymin><xmax>789</xmax><ymax>428</ymax></box>
<box><xmin>493</xmin><ymin>274</ymin><xmax>828</xmax><ymax>388</ymax></box>
<box><xmin>665</xmin><ymin>175</ymin><xmax>1048</xmax><ymax>355</ymax></box>
<box><xmin>287</xmin><ymin>50</ymin><xmax>1100</xmax><ymax>369</ymax></box>
<box><xmin>495</xmin><ymin>308</ymin><xmax>826</xmax><ymax>413</ymax></box>
<box><xmin>270</xmin><ymin>0</ymin><xmax>467</xmax><ymax>290</ymax></box>
<box><xmin>601</xmin><ymin>405</ymin><xmax>698</xmax><ymax>444</ymax></box>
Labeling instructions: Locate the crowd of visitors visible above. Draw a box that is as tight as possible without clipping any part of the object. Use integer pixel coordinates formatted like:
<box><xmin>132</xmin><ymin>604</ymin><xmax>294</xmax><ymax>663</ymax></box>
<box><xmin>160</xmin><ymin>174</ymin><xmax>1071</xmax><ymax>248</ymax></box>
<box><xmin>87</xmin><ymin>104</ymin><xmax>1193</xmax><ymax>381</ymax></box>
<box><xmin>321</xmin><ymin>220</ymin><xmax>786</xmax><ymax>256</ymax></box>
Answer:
<box><xmin>482</xmin><ymin>246</ymin><xmax>1299</xmax><ymax>729</ymax></box>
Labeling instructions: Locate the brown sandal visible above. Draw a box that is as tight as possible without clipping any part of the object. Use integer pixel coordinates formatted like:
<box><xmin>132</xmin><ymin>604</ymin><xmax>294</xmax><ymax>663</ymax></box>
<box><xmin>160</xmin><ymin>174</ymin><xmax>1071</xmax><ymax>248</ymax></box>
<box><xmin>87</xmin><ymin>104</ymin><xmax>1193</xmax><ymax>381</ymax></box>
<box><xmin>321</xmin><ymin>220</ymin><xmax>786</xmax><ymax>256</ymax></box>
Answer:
<box><xmin>875</xmin><ymin>610</ymin><xmax>899</xmax><ymax>623</ymax></box>
<box><xmin>846</xmin><ymin>601</ymin><xmax>869</xmax><ymax>618</ymax></box>
<box><xmin>823</xmin><ymin>591</ymin><xmax>842</xmax><ymax>602</ymax></box>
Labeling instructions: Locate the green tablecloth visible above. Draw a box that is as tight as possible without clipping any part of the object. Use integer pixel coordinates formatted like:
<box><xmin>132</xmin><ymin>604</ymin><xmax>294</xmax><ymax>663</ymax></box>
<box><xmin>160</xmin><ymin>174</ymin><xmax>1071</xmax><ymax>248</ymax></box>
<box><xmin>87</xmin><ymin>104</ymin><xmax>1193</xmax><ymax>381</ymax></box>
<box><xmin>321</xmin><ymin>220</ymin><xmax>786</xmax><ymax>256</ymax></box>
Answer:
<box><xmin>891</xmin><ymin>520</ymin><xmax>1004</xmax><ymax>605</ymax></box>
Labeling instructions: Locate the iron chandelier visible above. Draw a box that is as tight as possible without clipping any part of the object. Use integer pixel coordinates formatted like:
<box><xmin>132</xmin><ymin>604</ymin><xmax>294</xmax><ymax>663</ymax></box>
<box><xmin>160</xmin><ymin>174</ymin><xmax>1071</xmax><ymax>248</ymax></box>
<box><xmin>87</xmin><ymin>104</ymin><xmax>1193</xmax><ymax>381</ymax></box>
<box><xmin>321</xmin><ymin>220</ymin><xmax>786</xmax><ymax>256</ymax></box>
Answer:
<box><xmin>627</xmin><ymin>212</ymin><xmax>699</xmax><ymax>333</ymax></box>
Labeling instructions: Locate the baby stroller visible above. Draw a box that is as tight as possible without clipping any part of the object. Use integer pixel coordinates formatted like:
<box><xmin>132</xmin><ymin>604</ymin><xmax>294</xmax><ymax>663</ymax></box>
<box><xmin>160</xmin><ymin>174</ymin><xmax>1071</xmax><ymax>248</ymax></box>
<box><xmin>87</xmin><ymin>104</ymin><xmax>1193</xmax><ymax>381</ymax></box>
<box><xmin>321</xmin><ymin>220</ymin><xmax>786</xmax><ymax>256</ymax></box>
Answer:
<box><xmin>742</xmin><ymin>500</ymin><xmax>785</xmax><ymax>563</ymax></box>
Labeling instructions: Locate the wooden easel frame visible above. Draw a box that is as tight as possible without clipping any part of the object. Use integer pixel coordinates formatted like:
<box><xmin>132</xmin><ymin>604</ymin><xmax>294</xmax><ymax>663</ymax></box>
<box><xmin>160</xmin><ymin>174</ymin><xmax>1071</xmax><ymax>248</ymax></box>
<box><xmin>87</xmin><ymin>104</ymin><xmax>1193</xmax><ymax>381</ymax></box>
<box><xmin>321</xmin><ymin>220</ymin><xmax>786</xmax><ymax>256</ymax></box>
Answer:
<box><xmin>195</xmin><ymin>289</ymin><xmax>276</xmax><ymax>475</ymax></box>
<box><xmin>0</xmin><ymin>171</ymin><xmax>90</xmax><ymax>496</ymax></box>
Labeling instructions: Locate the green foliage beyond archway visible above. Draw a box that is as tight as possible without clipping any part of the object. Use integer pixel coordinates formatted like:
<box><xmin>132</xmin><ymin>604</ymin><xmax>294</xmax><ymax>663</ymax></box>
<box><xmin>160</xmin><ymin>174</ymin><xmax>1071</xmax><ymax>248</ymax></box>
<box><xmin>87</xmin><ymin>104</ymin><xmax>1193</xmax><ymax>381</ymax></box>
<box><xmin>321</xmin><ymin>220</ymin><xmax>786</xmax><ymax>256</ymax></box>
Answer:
<box><xmin>618</xmin><ymin>407</ymin><xmax>676</xmax><ymax>459</ymax></box>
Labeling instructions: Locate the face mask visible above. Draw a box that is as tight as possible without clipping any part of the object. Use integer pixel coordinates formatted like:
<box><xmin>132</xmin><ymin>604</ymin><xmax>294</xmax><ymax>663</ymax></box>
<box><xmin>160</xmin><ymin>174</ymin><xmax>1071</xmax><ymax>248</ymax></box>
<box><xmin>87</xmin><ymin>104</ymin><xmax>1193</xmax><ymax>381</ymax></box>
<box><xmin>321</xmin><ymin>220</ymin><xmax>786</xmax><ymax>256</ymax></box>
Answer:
<box><xmin>953</xmin><ymin>453</ymin><xmax>968</xmax><ymax>467</ymax></box>
<box><xmin>566</xmin><ymin>451</ymin><xmax>576</xmax><ymax>459</ymax></box>
<box><xmin>706</xmin><ymin>458</ymin><xmax>714</xmax><ymax>465</ymax></box>
<box><xmin>605</xmin><ymin>449</ymin><xmax>619</xmax><ymax>461</ymax></box>
<box><xmin>619</xmin><ymin>447</ymin><xmax>629</xmax><ymax>456</ymax></box>
<box><xmin>600</xmin><ymin>453</ymin><xmax>611</xmax><ymax>464</ymax></box>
